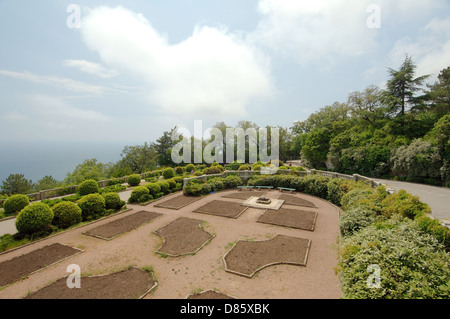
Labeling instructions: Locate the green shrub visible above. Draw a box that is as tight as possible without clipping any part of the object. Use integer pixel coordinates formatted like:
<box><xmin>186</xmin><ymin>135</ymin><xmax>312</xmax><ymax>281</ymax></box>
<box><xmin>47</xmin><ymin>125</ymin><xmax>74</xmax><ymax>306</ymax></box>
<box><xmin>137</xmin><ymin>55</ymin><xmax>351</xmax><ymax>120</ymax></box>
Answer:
<box><xmin>162</xmin><ymin>168</ymin><xmax>175</xmax><ymax>179</ymax></box>
<box><xmin>52</xmin><ymin>201</ymin><xmax>82</xmax><ymax>229</ymax></box>
<box><xmin>193</xmin><ymin>171</ymin><xmax>203</xmax><ymax>176</ymax></box>
<box><xmin>295</xmin><ymin>166</ymin><xmax>306</xmax><ymax>172</ymax></box>
<box><xmin>77</xmin><ymin>179</ymin><xmax>100</xmax><ymax>196</ymax></box>
<box><xmin>338</xmin><ymin>219</ymin><xmax>450</xmax><ymax>299</ymax></box>
<box><xmin>340</xmin><ymin>188</ymin><xmax>376</xmax><ymax>211</ymax></box>
<box><xmin>327</xmin><ymin>179</ymin><xmax>356</xmax><ymax>206</ymax></box>
<box><xmin>339</xmin><ymin>206</ymin><xmax>377</xmax><ymax>237</ymax></box>
<box><xmin>207</xmin><ymin>178</ymin><xmax>225</xmax><ymax>192</ymax></box>
<box><xmin>127</xmin><ymin>174</ymin><xmax>141</xmax><ymax>187</ymax></box>
<box><xmin>175</xmin><ymin>166</ymin><xmax>184</xmax><ymax>174</ymax></box>
<box><xmin>184</xmin><ymin>179</ymin><xmax>204</xmax><ymax>196</ymax></box>
<box><xmin>238</xmin><ymin>164</ymin><xmax>251</xmax><ymax>171</ymax></box>
<box><xmin>77</xmin><ymin>193</ymin><xmax>106</xmax><ymax>221</ymax></box>
<box><xmin>201</xmin><ymin>183</ymin><xmax>212</xmax><ymax>194</ymax></box>
<box><xmin>253</xmin><ymin>164</ymin><xmax>263</xmax><ymax>171</ymax></box>
<box><xmin>157</xmin><ymin>181</ymin><xmax>171</xmax><ymax>194</ymax></box>
<box><xmin>203</xmin><ymin>166</ymin><xmax>223</xmax><ymax>175</ymax></box>
<box><xmin>166</xmin><ymin>179</ymin><xmax>177</xmax><ymax>190</ymax></box>
<box><xmin>185</xmin><ymin>164</ymin><xmax>195</xmax><ymax>173</ymax></box>
<box><xmin>225</xmin><ymin>161</ymin><xmax>241</xmax><ymax>171</ymax></box>
<box><xmin>146</xmin><ymin>183</ymin><xmax>161</xmax><ymax>196</ymax></box>
<box><xmin>415</xmin><ymin>214</ymin><xmax>450</xmax><ymax>252</ymax></box>
<box><xmin>128</xmin><ymin>186</ymin><xmax>150</xmax><ymax>203</ymax></box>
<box><xmin>381</xmin><ymin>190</ymin><xmax>431</xmax><ymax>219</ymax></box>
<box><xmin>3</xmin><ymin>194</ymin><xmax>30</xmax><ymax>215</ymax></box>
<box><xmin>15</xmin><ymin>202</ymin><xmax>54</xmax><ymax>235</ymax></box>
<box><xmin>223</xmin><ymin>175</ymin><xmax>243</xmax><ymax>189</ymax></box>
<box><xmin>103</xmin><ymin>192</ymin><xmax>124</xmax><ymax>210</ymax></box>
<box><xmin>172</xmin><ymin>176</ymin><xmax>183</xmax><ymax>184</ymax></box>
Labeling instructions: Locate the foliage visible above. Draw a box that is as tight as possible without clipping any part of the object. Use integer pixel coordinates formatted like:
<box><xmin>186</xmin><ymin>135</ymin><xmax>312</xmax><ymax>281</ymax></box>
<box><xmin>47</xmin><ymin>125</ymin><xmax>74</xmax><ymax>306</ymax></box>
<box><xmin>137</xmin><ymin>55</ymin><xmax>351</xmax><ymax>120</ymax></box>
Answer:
<box><xmin>3</xmin><ymin>194</ymin><xmax>30</xmax><ymax>216</ymax></box>
<box><xmin>381</xmin><ymin>190</ymin><xmax>431</xmax><ymax>219</ymax></box>
<box><xmin>157</xmin><ymin>181</ymin><xmax>170</xmax><ymax>194</ymax></box>
<box><xmin>184</xmin><ymin>179</ymin><xmax>204</xmax><ymax>196</ymax></box>
<box><xmin>128</xmin><ymin>186</ymin><xmax>151</xmax><ymax>204</ymax></box>
<box><xmin>34</xmin><ymin>175</ymin><xmax>62</xmax><ymax>192</ymax></box>
<box><xmin>185</xmin><ymin>164</ymin><xmax>195</xmax><ymax>173</ymax></box>
<box><xmin>166</xmin><ymin>179</ymin><xmax>177</xmax><ymax>190</ymax></box>
<box><xmin>338</xmin><ymin>218</ymin><xmax>450</xmax><ymax>299</ymax></box>
<box><xmin>77</xmin><ymin>179</ymin><xmax>100</xmax><ymax>196</ymax></box>
<box><xmin>15</xmin><ymin>202</ymin><xmax>54</xmax><ymax>235</ymax></box>
<box><xmin>103</xmin><ymin>192</ymin><xmax>124</xmax><ymax>210</ymax></box>
<box><xmin>203</xmin><ymin>166</ymin><xmax>223</xmax><ymax>175</ymax></box>
<box><xmin>145</xmin><ymin>183</ymin><xmax>161</xmax><ymax>196</ymax></box>
<box><xmin>339</xmin><ymin>205</ymin><xmax>377</xmax><ymax>237</ymax></box>
<box><xmin>127</xmin><ymin>174</ymin><xmax>142</xmax><ymax>187</ymax></box>
<box><xmin>175</xmin><ymin>166</ymin><xmax>184</xmax><ymax>174</ymax></box>
<box><xmin>162</xmin><ymin>168</ymin><xmax>175</xmax><ymax>179</ymax></box>
<box><xmin>207</xmin><ymin>177</ymin><xmax>225</xmax><ymax>192</ymax></box>
<box><xmin>1</xmin><ymin>174</ymin><xmax>34</xmax><ymax>195</ymax></box>
<box><xmin>223</xmin><ymin>175</ymin><xmax>243</xmax><ymax>189</ymax></box>
<box><xmin>77</xmin><ymin>193</ymin><xmax>106</xmax><ymax>221</ymax></box>
<box><xmin>65</xmin><ymin>159</ymin><xmax>110</xmax><ymax>185</ymax></box>
<box><xmin>51</xmin><ymin>201</ymin><xmax>82</xmax><ymax>229</ymax></box>
<box><xmin>238</xmin><ymin>164</ymin><xmax>251</xmax><ymax>171</ymax></box>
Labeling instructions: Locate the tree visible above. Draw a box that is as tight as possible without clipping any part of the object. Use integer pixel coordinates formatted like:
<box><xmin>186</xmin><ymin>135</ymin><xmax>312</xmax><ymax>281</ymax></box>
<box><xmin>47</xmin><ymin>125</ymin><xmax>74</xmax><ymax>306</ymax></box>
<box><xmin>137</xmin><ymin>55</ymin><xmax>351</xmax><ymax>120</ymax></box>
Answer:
<box><xmin>154</xmin><ymin>127</ymin><xmax>179</xmax><ymax>166</ymax></box>
<box><xmin>65</xmin><ymin>159</ymin><xmax>111</xmax><ymax>185</ymax></box>
<box><xmin>34</xmin><ymin>175</ymin><xmax>62</xmax><ymax>192</ymax></box>
<box><xmin>426</xmin><ymin>66</ymin><xmax>450</xmax><ymax>115</ymax></box>
<box><xmin>348</xmin><ymin>85</ymin><xmax>386</xmax><ymax>126</ymax></box>
<box><xmin>116</xmin><ymin>142</ymin><xmax>158</xmax><ymax>174</ymax></box>
<box><xmin>301</xmin><ymin>128</ymin><xmax>331</xmax><ymax>168</ymax></box>
<box><xmin>1</xmin><ymin>174</ymin><xmax>34</xmax><ymax>195</ymax></box>
<box><xmin>385</xmin><ymin>55</ymin><xmax>430</xmax><ymax>117</ymax></box>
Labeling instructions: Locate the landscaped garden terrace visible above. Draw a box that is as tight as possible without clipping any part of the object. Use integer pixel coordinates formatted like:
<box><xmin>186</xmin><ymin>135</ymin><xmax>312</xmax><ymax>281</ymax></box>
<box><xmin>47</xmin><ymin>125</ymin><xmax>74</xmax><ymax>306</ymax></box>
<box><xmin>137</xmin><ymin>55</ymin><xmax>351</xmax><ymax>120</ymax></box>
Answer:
<box><xmin>0</xmin><ymin>162</ymin><xmax>448</xmax><ymax>299</ymax></box>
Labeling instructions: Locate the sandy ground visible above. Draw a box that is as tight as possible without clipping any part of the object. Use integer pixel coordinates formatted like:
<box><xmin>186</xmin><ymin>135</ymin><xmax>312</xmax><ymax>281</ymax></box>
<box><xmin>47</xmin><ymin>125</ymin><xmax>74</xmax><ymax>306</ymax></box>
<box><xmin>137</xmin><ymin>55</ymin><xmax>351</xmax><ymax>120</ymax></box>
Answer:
<box><xmin>0</xmin><ymin>189</ymin><xmax>342</xmax><ymax>299</ymax></box>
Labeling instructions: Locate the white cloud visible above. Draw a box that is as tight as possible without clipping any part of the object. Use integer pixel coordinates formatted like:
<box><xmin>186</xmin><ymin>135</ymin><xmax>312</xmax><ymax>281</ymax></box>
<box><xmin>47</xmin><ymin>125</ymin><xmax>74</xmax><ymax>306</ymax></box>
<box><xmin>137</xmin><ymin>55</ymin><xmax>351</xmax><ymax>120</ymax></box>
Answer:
<box><xmin>62</xmin><ymin>59</ymin><xmax>119</xmax><ymax>78</ymax></box>
<box><xmin>389</xmin><ymin>17</ymin><xmax>450</xmax><ymax>80</ymax></box>
<box><xmin>80</xmin><ymin>6</ymin><xmax>273</xmax><ymax>116</ymax></box>
<box><xmin>250</xmin><ymin>0</ymin><xmax>379</xmax><ymax>65</ymax></box>
<box><xmin>0</xmin><ymin>70</ymin><xmax>115</xmax><ymax>95</ymax></box>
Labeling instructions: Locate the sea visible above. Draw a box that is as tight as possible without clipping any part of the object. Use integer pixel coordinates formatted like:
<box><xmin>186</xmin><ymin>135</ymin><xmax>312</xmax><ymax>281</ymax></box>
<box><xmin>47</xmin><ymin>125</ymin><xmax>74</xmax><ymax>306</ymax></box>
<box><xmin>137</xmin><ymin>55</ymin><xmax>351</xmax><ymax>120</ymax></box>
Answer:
<box><xmin>0</xmin><ymin>140</ymin><xmax>124</xmax><ymax>185</ymax></box>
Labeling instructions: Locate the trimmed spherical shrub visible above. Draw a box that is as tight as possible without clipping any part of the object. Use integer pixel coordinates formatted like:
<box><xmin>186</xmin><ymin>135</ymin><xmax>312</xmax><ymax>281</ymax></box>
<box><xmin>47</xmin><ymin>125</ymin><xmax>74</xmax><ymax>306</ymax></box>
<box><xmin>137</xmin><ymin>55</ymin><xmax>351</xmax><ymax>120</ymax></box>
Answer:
<box><xmin>201</xmin><ymin>183</ymin><xmax>212</xmax><ymax>195</ymax></box>
<box><xmin>52</xmin><ymin>201</ymin><xmax>82</xmax><ymax>229</ymax></box>
<box><xmin>173</xmin><ymin>176</ymin><xmax>183</xmax><ymax>184</ymax></box>
<box><xmin>238</xmin><ymin>164</ymin><xmax>251</xmax><ymax>171</ymax></box>
<box><xmin>252</xmin><ymin>164</ymin><xmax>263</xmax><ymax>171</ymax></box>
<box><xmin>77</xmin><ymin>179</ymin><xmax>100</xmax><ymax>196</ymax></box>
<box><xmin>127</xmin><ymin>174</ymin><xmax>141</xmax><ymax>187</ymax></box>
<box><xmin>146</xmin><ymin>183</ymin><xmax>161</xmax><ymax>196</ymax></box>
<box><xmin>15</xmin><ymin>202</ymin><xmax>54</xmax><ymax>235</ymax></box>
<box><xmin>103</xmin><ymin>192</ymin><xmax>124</xmax><ymax>210</ymax></box>
<box><xmin>207</xmin><ymin>178</ymin><xmax>224</xmax><ymax>192</ymax></box>
<box><xmin>157</xmin><ymin>181</ymin><xmax>170</xmax><ymax>194</ymax></box>
<box><xmin>175</xmin><ymin>166</ymin><xmax>184</xmax><ymax>174</ymax></box>
<box><xmin>129</xmin><ymin>186</ymin><xmax>150</xmax><ymax>203</ymax></box>
<box><xmin>162</xmin><ymin>168</ymin><xmax>175</xmax><ymax>179</ymax></box>
<box><xmin>203</xmin><ymin>166</ymin><xmax>223</xmax><ymax>175</ymax></box>
<box><xmin>185</xmin><ymin>164</ymin><xmax>195</xmax><ymax>173</ymax></box>
<box><xmin>77</xmin><ymin>193</ymin><xmax>106</xmax><ymax>221</ymax></box>
<box><xmin>166</xmin><ymin>179</ymin><xmax>177</xmax><ymax>190</ymax></box>
<box><xmin>3</xmin><ymin>194</ymin><xmax>30</xmax><ymax>215</ymax></box>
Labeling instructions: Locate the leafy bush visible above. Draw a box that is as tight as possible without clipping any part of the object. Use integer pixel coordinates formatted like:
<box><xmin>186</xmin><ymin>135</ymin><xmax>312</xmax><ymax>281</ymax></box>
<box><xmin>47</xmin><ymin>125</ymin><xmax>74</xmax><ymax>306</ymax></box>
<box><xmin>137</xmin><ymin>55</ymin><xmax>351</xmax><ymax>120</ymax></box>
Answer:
<box><xmin>340</xmin><ymin>187</ymin><xmax>376</xmax><ymax>211</ymax></box>
<box><xmin>338</xmin><ymin>219</ymin><xmax>450</xmax><ymax>299</ymax></box>
<box><xmin>15</xmin><ymin>202</ymin><xmax>54</xmax><ymax>235</ymax></box>
<box><xmin>207</xmin><ymin>178</ymin><xmax>225</xmax><ymax>192</ymax></box>
<box><xmin>225</xmin><ymin>161</ymin><xmax>241</xmax><ymax>171</ymax></box>
<box><xmin>172</xmin><ymin>176</ymin><xmax>183</xmax><ymax>184</ymax></box>
<box><xmin>103</xmin><ymin>192</ymin><xmax>124</xmax><ymax>210</ymax></box>
<box><xmin>157</xmin><ymin>181</ymin><xmax>171</xmax><ymax>194</ymax></box>
<box><xmin>52</xmin><ymin>201</ymin><xmax>82</xmax><ymax>229</ymax></box>
<box><xmin>77</xmin><ymin>193</ymin><xmax>106</xmax><ymax>221</ymax></box>
<box><xmin>3</xmin><ymin>194</ymin><xmax>29</xmax><ymax>216</ymax></box>
<box><xmin>127</xmin><ymin>174</ymin><xmax>141</xmax><ymax>187</ymax></box>
<box><xmin>201</xmin><ymin>183</ymin><xmax>212</xmax><ymax>194</ymax></box>
<box><xmin>77</xmin><ymin>179</ymin><xmax>100</xmax><ymax>196</ymax></box>
<box><xmin>184</xmin><ymin>179</ymin><xmax>204</xmax><ymax>196</ymax></box>
<box><xmin>166</xmin><ymin>179</ymin><xmax>177</xmax><ymax>190</ymax></box>
<box><xmin>128</xmin><ymin>186</ymin><xmax>150</xmax><ymax>204</ymax></box>
<box><xmin>415</xmin><ymin>214</ymin><xmax>450</xmax><ymax>252</ymax></box>
<box><xmin>185</xmin><ymin>164</ymin><xmax>195</xmax><ymax>173</ymax></box>
<box><xmin>339</xmin><ymin>206</ymin><xmax>377</xmax><ymax>237</ymax></box>
<box><xmin>252</xmin><ymin>164</ymin><xmax>263</xmax><ymax>171</ymax></box>
<box><xmin>146</xmin><ymin>183</ymin><xmax>161</xmax><ymax>196</ymax></box>
<box><xmin>203</xmin><ymin>166</ymin><xmax>223</xmax><ymax>175</ymax></box>
<box><xmin>327</xmin><ymin>179</ymin><xmax>356</xmax><ymax>206</ymax></box>
<box><xmin>175</xmin><ymin>166</ymin><xmax>184</xmax><ymax>174</ymax></box>
<box><xmin>223</xmin><ymin>175</ymin><xmax>243</xmax><ymax>189</ymax></box>
<box><xmin>238</xmin><ymin>164</ymin><xmax>251</xmax><ymax>171</ymax></box>
<box><xmin>162</xmin><ymin>168</ymin><xmax>175</xmax><ymax>179</ymax></box>
<box><xmin>381</xmin><ymin>190</ymin><xmax>431</xmax><ymax>219</ymax></box>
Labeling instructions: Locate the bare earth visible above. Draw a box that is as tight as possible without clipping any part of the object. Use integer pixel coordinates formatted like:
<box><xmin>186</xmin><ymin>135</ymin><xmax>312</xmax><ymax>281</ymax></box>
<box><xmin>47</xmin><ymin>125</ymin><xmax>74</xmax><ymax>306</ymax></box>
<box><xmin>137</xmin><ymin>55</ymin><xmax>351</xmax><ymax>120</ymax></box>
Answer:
<box><xmin>0</xmin><ymin>189</ymin><xmax>342</xmax><ymax>299</ymax></box>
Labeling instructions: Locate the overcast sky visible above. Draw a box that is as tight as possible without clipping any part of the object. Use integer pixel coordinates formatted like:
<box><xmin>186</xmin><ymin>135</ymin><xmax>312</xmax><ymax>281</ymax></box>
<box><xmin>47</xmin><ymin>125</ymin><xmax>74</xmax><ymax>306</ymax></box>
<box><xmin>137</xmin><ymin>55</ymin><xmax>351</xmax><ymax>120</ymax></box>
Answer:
<box><xmin>1</xmin><ymin>0</ymin><xmax>449</xmax><ymax>147</ymax></box>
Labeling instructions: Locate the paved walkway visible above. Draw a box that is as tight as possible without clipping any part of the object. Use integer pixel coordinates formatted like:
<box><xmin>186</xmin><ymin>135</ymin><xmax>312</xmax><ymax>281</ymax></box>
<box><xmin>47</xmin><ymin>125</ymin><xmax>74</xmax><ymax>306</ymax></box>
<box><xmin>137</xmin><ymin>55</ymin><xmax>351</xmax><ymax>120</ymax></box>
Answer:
<box><xmin>375</xmin><ymin>179</ymin><xmax>450</xmax><ymax>223</ymax></box>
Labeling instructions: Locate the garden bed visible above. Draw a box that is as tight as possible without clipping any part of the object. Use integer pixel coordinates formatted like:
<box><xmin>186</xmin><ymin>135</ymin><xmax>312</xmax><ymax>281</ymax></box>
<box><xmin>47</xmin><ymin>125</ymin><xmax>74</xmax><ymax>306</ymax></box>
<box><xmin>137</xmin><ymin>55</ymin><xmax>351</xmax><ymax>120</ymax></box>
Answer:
<box><xmin>154</xmin><ymin>194</ymin><xmax>203</xmax><ymax>210</ymax></box>
<box><xmin>153</xmin><ymin>217</ymin><xmax>214</xmax><ymax>257</ymax></box>
<box><xmin>83</xmin><ymin>210</ymin><xmax>162</xmax><ymax>240</ymax></box>
<box><xmin>0</xmin><ymin>243</ymin><xmax>82</xmax><ymax>288</ymax></box>
<box><xmin>257</xmin><ymin>208</ymin><xmax>318</xmax><ymax>231</ymax></box>
<box><xmin>221</xmin><ymin>191</ymin><xmax>267</xmax><ymax>200</ymax></box>
<box><xmin>223</xmin><ymin>235</ymin><xmax>311</xmax><ymax>278</ymax></box>
<box><xmin>193</xmin><ymin>200</ymin><xmax>250</xmax><ymax>219</ymax></box>
<box><xmin>277</xmin><ymin>194</ymin><xmax>318</xmax><ymax>208</ymax></box>
<box><xmin>24</xmin><ymin>267</ymin><xmax>157</xmax><ymax>299</ymax></box>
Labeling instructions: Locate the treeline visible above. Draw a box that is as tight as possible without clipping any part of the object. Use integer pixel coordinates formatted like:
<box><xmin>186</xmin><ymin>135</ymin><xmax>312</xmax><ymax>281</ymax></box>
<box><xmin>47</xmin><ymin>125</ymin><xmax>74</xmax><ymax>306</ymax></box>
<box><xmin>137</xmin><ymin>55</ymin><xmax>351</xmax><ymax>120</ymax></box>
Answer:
<box><xmin>292</xmin><ymin>56</ymin><xmax>450</xmax><ymax>186</ymax></box>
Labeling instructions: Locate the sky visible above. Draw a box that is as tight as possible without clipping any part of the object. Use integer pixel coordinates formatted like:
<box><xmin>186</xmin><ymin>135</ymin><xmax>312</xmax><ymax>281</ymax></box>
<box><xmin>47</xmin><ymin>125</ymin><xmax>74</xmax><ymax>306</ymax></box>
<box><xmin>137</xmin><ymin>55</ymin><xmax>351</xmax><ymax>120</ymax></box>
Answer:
<box><xmin>0</xmin><ymin>0</ymin><xmax>449</xmax><ymax>182</ymax></box>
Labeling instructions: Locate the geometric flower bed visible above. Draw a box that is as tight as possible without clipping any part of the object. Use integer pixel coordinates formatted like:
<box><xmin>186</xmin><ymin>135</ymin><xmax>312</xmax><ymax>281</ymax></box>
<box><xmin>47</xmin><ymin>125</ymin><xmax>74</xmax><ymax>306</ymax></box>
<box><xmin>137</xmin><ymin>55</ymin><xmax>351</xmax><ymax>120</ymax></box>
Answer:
<box><xmin>257</xmin><ymin>208</ymin><xmax>318</xmax><ymax>231</ymax></box>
